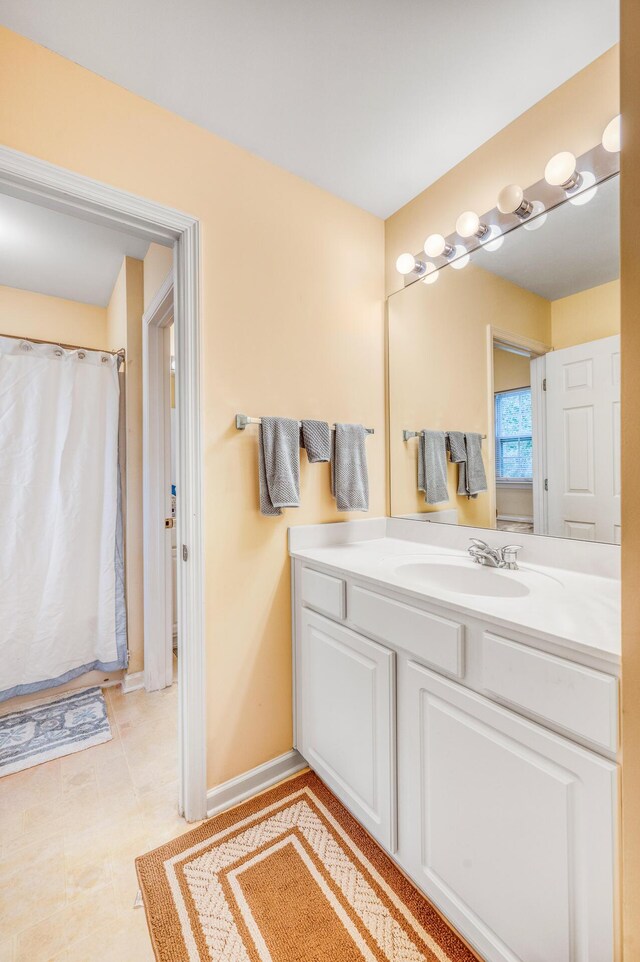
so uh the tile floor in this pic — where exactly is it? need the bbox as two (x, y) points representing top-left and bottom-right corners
(496, 519), (534, 534)
(0, 672), (197, 961)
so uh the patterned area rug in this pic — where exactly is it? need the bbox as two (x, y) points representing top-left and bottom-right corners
(0, 686), (112, 777)
(136, 770), (478, 962)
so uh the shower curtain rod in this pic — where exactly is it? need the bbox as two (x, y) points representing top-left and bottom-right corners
(0, 331), (125, 357)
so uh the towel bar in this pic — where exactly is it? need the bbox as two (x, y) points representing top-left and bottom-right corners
(403, 429), (486, 442)
(236, 414), (374, 434)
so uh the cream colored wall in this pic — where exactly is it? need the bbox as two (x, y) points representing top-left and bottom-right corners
(0, 27), (385, 788)
(107, 257), (145, 674)
(385, 47), (619, 295)
(551, 278), (620, 349)
(143, 242), (173, 312)
(621, 0), (640, 951)
(493, 348), (533, 521)
(0, 283), (108, 348)
(388, 264), (549, 526)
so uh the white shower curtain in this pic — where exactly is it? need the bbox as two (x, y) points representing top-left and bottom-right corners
(0, 336), (127, 701)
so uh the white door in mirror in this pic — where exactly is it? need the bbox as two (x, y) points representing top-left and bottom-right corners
(545, 334), (620, 543)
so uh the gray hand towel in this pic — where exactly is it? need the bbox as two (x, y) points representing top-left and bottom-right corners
(331, 424), (369, 512)
(300, 420), (331, 463)
(447, 431), (469, 498)
(465, 432), (487, 497)
(258, 416), (300, 517)
(418, 430), (449, 505)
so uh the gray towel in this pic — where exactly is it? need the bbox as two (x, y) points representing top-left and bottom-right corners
(465, 432), (487, 497)
(418, 430), (449, 505)
(447, 431), (469, 498)
(258, 417), (300, 516)
(300, 420), (331, 463)
(331, 424), (369, 512)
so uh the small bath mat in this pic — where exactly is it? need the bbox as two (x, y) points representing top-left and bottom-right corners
(0, 686), (112, 777)
(136, 770), (479, 962)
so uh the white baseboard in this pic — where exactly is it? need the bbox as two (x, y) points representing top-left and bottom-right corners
(206, 749), (306, 818)
(121, 671), (145, 694)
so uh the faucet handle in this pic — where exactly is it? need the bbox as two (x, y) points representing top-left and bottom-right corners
(501, 545), (522, 569)
(469, 538), (489, 550)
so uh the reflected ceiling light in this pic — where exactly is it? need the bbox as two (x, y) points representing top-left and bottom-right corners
(497, 184), (533, 219)
(396, 252), (426, 276)
(422, 262), (439, 285)
(569, 171), (598, 206)
(456, 210), (489, 240)
(449, 245), (470, 269)
(424, 233), (454, 258)
(602, 114), (621, 153)
(544, 151), (582, 192)
(523, 200), (547, 231)
(481, 226), (504, 252)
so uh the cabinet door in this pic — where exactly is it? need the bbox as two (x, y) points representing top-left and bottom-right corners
(300, 609), (396, 850)
(403, 661), (617, 962)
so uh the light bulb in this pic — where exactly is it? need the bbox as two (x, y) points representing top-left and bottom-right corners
(449, 245), (470, 270)
(481, 226), (504, 252)
(424, 233), (453, 258)
(523, 200), (547, 232)
(456, 210), (488, 239)
(602, 115), (621, 153)
(544, 151), (581, 191)
(396, 252), (417, 275)
(569, 171), (597, 206)
(497, 184), (533, 219)
(422, 262), (439, 285)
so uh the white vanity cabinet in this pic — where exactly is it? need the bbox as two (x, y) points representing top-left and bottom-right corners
(292, 559), (619, 962)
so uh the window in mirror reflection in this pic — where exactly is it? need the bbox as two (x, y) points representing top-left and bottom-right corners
(495, 388), (533, 482)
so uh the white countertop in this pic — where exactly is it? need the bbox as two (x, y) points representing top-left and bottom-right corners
(291, 536), (621, 666)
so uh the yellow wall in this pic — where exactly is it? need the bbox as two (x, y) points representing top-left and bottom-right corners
(551, 278), (620, 349)
(143, 243), (173, 312)
(0, 283), (108, 348)
(388, 264), (549, 525)
(385, 47), (619, 296)
(621, 0), (639, 951)
(0, 26), (385, 788)
(107, 257), (145, 674)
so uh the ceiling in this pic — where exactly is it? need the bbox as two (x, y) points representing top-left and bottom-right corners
(0, 193), (150, 306)
(0, 0), (619, 218)
(474, 174), (619, 301)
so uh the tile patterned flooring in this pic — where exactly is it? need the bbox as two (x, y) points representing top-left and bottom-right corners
(0, 675), (195, 961)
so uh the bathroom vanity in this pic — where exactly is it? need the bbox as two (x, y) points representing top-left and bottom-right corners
(290, 518), (620, 962)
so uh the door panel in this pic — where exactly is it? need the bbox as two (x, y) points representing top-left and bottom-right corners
(300, 609), (396, 850)
(404, 661), (617, 962)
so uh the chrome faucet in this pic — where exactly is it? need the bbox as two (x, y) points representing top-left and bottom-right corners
(468, 539), (522, 570)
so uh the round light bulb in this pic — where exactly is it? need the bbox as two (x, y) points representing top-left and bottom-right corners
(481, 226), (504, 252)
(569, 171), (597, 207)
(602, 115), (621, 153)
(544, 151), (577, 188)
(449, 245), (470, 270)
(497, 184), (524, 214)
(424, 233), (447, 257)
(396, 252), (416, 275)
(456, 210), (480, 239)
(422, 262), (439, 285)
(523, 200), (547, 232)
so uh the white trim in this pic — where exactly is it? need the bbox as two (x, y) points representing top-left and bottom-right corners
(206, 750), (306, 817)
(0, 146), (206, 822)
(121, 671), (145, 694)
(531, 355), (548, 536)
(143, 273), (175, 693)
(496, 514), (534, 524)
(496, 480), (533, 489)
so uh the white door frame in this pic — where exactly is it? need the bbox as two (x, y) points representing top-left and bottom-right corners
(0, 145), (207, 822)
(143, 272), (175, 692)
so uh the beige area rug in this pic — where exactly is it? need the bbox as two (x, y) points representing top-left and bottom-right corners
(136, 770), (479, 962)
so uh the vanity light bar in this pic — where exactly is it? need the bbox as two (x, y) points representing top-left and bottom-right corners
(236, 414), (375, 434)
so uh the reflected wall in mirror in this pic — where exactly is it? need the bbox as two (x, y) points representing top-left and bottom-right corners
(388, 173), (620, 544)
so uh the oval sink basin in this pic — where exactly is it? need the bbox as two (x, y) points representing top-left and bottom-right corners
(391, 557), (562, 598)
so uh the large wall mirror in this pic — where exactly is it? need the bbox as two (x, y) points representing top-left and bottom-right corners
(388, 170), (620, 544)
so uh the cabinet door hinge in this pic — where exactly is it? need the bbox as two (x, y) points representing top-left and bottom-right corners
(542, 378), (547, 391)
(182, 544), (189, 562)
(544, 478), (548, 491)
